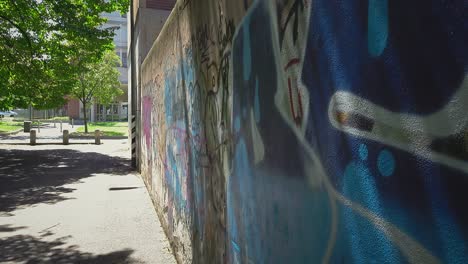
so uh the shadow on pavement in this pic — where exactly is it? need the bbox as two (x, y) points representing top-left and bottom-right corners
(108, 187), (143, 191)
(0, 149), (132, 213)
(0, 224), (27, 233)
(0, 226), (138, 263)
(0, 134), (30, 141)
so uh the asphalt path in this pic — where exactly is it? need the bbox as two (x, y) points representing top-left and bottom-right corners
(0, 131), (176, 264)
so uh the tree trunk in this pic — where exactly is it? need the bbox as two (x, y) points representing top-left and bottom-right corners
(83, 101), (88, 133)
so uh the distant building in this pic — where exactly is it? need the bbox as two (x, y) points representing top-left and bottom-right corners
(67, 11), (129, 122)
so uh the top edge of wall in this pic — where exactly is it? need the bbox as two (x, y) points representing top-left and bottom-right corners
(141, 0), (182, 70)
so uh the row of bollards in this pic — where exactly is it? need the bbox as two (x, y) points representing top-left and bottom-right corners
(29, 129), (101, 146)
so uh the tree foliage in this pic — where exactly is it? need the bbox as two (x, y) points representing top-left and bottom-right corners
(71, 50), (123, 133)
(0, 0), (129, 110)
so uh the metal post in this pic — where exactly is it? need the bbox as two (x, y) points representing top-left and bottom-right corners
(95, 130), (101, 145)
(72, 118), (74, 128)
(130, 0), (138, 169)
(37, 120), (40, 133)
(29, 105), (32, 121)
(60, 121), (62, 132)
(30, 130), (36, 145)
(54, 120), (56, 128)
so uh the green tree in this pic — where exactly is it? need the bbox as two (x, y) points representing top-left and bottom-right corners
(0, 0), (129, 110)
(71, 50), (123, 133)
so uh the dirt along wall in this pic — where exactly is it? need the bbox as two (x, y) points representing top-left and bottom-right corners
(140, 0), (468, 263)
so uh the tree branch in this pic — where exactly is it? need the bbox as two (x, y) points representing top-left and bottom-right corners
(0, 14), (34, 55)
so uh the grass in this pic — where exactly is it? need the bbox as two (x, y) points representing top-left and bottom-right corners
(0, 121), (23, 133)
(13, 117), (69, 122)
(50, 116), (69, 121)
(75, 122), (128, 137)
(12, 120), (42, 125)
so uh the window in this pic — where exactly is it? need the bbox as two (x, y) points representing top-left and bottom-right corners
(121, 52), (127, 67)
(121, 28), (127, 43)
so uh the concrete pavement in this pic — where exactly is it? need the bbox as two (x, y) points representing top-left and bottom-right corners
(0, 121), (78, 144)
(0, 129), (176, 263)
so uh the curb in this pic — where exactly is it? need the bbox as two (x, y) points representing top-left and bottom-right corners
(0, 128), (24, 136)
(69, 135), (128, 140)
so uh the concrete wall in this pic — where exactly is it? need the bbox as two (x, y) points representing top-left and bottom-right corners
(146, 0), (175, 11)
(139, 0), (468, 263)
(130, 2), (175, 169)
(137, 8), (171, 61)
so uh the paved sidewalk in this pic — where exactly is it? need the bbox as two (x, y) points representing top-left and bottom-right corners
(0, 133), (176, 263)
(0, 121), (80, 144)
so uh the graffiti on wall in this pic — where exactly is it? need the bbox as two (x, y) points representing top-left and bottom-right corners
(227, 0), (468, 263)
(141, 2), (241, 260)
(140, 0), (468, 263)
(142, 96), (153, 176)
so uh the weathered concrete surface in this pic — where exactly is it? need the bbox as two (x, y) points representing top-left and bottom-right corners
(138, 0), (468, 263)
(0, 138), (176, 263)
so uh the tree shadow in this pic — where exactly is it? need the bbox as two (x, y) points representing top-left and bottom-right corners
(0, 231), (139, 263)
(0, 149), (132, 213)
(0, 133), (30, 141)
(0, 224), (27, 233)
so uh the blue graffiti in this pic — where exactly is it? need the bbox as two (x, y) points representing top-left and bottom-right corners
(359, 143), (369, 161)
(229, 2), (333, 263)
(242, 15), (252, 81)
(377, 149), (395, 177)
(227, 0), (468, 263)
(163, 52), (197, 217)
(342, 144), (399, 262)
(368, 0), (388, 56)
(254, 77), (260, 123)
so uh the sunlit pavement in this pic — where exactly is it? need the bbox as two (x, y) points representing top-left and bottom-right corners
(0, 137), (176, 263)
(0, 121), (79, 144)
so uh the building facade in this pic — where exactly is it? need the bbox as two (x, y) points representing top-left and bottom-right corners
(67, 11), (129, 122)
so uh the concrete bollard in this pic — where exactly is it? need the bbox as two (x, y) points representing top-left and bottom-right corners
(63, 130), (69, 145)
(30, 130), (36, 145)
(95, 130), (101, 145)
